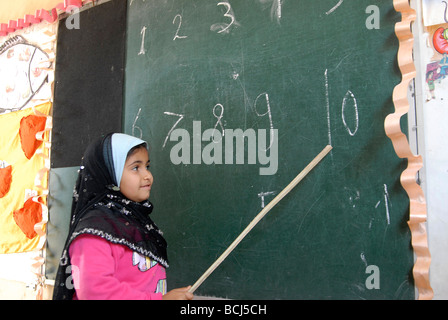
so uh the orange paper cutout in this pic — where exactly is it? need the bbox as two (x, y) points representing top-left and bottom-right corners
(13, 197), (43, 239)
(387, 0), (433, 300)
(19, 114), (47, 159)
(0, 165), (12, 198)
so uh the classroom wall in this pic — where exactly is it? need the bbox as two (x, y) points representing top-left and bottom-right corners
(411, 0), (448, 300)
(0, 0), (446, 300)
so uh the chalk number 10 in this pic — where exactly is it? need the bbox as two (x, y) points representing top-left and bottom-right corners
(325, 69), (359, 146)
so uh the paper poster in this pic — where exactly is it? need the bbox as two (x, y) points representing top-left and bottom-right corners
(423, 22), (448, 101)
(0, 23), (54, 115)
(0, 102), (51, 254)
(422, 0), (448, 26)
(0, 22), (55, 254)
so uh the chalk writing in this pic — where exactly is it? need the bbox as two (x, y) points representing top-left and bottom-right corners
(257, 0), (283, 23)
(135, 1), (299, 41)
(254, 93), (275, 151)
(132, 107), (143, 139)
(138, 26), (147, 55)
(360, 252), (368, 267)
(324, 70), (360, 159)
(258, 191), (276, 208)
(212, 103), (225, 143)
(172, 14), (188, 40)
(341, 90), (359, 136)
(266, 0), (283, 24)
(347, 188), (360, 208)
(326, 0), (343, 15)
(163, 112), (185, 148)
(275, 0), (283, 22)
(211, 2), (238, 34)
(383, 184), (390, 225)
(324, 69), (332, 146)
(375, 200), (381, 209)
(375, 184), (391, 225)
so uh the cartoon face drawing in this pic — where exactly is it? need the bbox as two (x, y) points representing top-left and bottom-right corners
(0, 35), (51, 114)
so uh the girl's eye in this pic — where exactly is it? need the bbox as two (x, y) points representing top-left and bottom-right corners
(146, 165), (151, 171)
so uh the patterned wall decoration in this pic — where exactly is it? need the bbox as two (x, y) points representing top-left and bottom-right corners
(0, 21), (56, 298)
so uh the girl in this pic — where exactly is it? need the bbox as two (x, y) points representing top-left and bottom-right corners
(53, 133), (193, 300)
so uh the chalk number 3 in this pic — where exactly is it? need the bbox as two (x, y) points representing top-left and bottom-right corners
(211, 2), (236, 34)
(172, 2), (237, 41)
(141, 2), (238, 53)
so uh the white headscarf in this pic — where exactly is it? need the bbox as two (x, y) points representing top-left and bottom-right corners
(111, 133), (146, 187)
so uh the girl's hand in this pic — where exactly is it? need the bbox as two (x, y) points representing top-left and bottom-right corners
(162, 286), (194, 300)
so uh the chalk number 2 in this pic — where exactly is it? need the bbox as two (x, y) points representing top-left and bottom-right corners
(140, 2), (237, 52)
(173, 2), (237, 41)
(173, 14), (188, 40)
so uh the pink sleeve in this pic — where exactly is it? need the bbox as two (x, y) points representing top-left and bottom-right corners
(69, 234), (163, 300)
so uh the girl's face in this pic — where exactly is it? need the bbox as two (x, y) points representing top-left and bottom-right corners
(119, 147), (153, 202)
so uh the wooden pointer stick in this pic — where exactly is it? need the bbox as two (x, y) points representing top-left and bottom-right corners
(188, 145), (333, 293)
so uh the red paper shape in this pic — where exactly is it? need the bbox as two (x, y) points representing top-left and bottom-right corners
(19, 114), (47, 159)
(0, 165), (12, 198)
(13, 197), (43, 239)
(433, 27), (448, 54)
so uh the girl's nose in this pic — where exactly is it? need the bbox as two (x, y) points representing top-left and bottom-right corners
(144, 170), (153, 182)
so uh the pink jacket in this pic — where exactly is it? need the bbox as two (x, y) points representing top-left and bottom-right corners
(69, 234), (167, 300)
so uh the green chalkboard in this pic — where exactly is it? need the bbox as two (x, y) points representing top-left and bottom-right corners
(124, 0), (414, 299)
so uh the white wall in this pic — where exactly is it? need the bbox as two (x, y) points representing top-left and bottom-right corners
(412, 0), (448, 300)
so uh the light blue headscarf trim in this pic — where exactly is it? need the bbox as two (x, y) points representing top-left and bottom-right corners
(111, 133), (146, 188)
